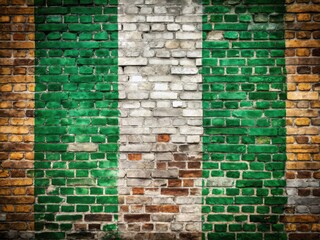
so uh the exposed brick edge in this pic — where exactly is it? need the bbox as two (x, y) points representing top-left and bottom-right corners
(0, 0), (35, 238)
(285, 0), (320, 239)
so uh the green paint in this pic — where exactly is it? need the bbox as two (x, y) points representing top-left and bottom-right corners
(35, 1), (118, 238)
(202, 0), (287, 239)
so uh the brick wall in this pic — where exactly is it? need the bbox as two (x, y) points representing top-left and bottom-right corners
(118, 1), (202, 239)
(284, 1), (320, 239)
(202, 1), (287, 239)
(0, 0), (319, 239)
(0, 0), (35, 239)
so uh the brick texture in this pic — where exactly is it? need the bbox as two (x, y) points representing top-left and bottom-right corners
(0, 0), (319, 239)
(118, 1), (202, 239)
(33, 1), (119, 239)
(285, 0), (320, 239)
(0, 0), (35, 239)
(202, 1), (287, 239)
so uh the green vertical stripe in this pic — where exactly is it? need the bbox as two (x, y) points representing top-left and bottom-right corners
(202, 1), (287, 239)
(34, 1), (118, 239)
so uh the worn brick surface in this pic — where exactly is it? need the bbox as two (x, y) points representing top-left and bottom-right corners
(202, 1), (288, 239)
(0, 0), (35, 238)
(285, 0), (320, 238)
(0, 0), (319, 239)
(118, 1), (202, 239)
(33, 1), (119, 239)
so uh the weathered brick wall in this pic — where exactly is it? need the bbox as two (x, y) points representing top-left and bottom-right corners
(118, 1), (202, 239)
(202, 1), (287, 239)
(284, 1), (320, 239)
(0, 0), (319, 239)
(0, 0), (35, 238)
(34, 1), (119, 239)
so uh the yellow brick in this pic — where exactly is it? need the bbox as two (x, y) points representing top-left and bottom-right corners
(296, 48), (310, 57)
(285, 223), (297, 232)
(25, 152), (33, 160)
(286, 162), (320, 170)
(287, 127), (319, 135)
(0, 84), (12, 92)
(287, 153), (296, 161)
(28, 83), (35, 92)
(287, 109), (318, 117)
(311, 224), (320, 232)
(287, 83), (296, 91)
(287, 144), (319, 153)
(311, 136), (320, 144)
(285, 14), (295, 22)
(287, 136), (295, 144)
(287, 75), (320, 83)
(0, 179), (33, 186)
(2, 205), (14, 212)
(24, 135), (34, 142)
(13, 84), (27, 92)
(13, 187), (27, 195)
(0, 170), (9, 178)
(286, 40), (320, 48)
(298, 83), (312, 91)
(287, 4), (320, 13)
(0, 135), (8, 141)
(8, 135), (23, 142)
(10, 119), (24, 125)
(295, 118), (311, 126)
(297, 13), (311, 21)
(297, 154), (311, 161)
(10, 152), (24, 160)
(16, 205), (32, 213)
(287, 92), (319, 100)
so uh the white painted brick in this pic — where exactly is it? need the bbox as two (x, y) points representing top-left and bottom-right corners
(176, 32), (202, 40)
(182, 24), (196, 31)
(118, 15), (146, 23)
(149, 59), (179, 65)
(151, 23), (166, 31)
(187, 135), (200, 143)
(148, 75), (180, 82)
(152, 127), (177, 134)
(172, 101), (186, 108)
(180, 92), (202, 100)
(138, 23), (150, 32)
(129, 109), (152, 117)
(121, 101), (139, 110)
(120, 144), (152, 152)
(156, 49), (170, 58)
(167, 24), (180, 31)
(127, 92), (149, 99)
(119, 58), (148, 66)
(171, 50), (186, 58)
(157, 101), (171, 108)
(175, 16), (202, 23)
(122, 24), (137, 31)
(150, 92), (178, 100)
(154, 83), (169, 91)
(171, 66), (198, 75)
(154, 108), (182, 117)
(180, 126), (203, 135)
(141, 101), (156, 108)
(171, 135), (186, 143)
(147, 16), (174, 22)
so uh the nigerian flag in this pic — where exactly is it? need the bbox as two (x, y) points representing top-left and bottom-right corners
(34, 0), (286, 239)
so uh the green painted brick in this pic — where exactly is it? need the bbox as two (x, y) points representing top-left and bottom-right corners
(243, 172), (271, 179)
(221, 163), (248, 170)
(207, 214), (234, 222)
(235, 197), (263, 204)
(206, 197), (234, 205)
